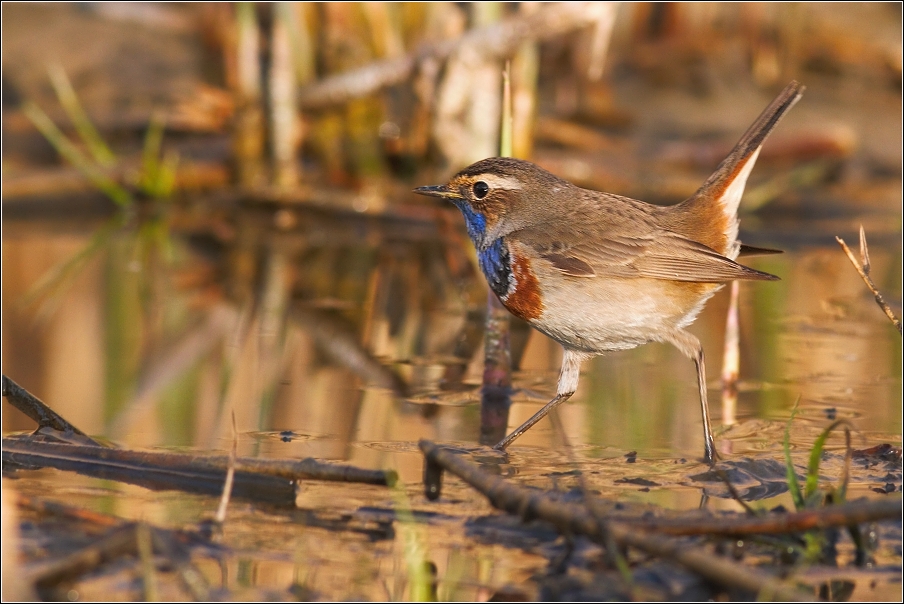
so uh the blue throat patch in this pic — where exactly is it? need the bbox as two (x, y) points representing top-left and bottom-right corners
(453, 200), (487, 243)
(451, 201), (512, 298)
(478, 238), (511, 298)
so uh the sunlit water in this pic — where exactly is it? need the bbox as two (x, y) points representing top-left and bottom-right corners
(3, 202), (901, 600)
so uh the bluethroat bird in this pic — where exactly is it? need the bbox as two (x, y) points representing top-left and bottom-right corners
(415, 81), (803, 462)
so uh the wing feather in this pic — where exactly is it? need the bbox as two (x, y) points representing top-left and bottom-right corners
(523, 227), (778, 283)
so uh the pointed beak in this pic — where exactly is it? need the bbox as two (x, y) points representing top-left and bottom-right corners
(413, 184), (463, 201)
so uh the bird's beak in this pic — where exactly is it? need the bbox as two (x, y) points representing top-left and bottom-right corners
(413, 184), (463, 201)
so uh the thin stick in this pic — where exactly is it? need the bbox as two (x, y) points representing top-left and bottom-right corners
(214, 411), (238, 524)
(619, 498), (900, 537)
(836, 226), (901, 334)
(2, 375), (100, 445)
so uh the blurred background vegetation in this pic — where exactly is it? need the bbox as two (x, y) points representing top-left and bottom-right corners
(3, 3), (900, 198)
(2, 3), (900, 459)
(2, 6), (901, 601)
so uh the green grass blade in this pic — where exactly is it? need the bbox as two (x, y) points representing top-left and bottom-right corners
(140, 111), (165, 192)
(391, 484), (434, 601)
(138, 111), (178, 198)
(783, 398), (805, 510)
(805, 419), (855, 502)
(23, 101), (132, 207)
(48, 64), (117, 167)
(838, 426), (852, 503)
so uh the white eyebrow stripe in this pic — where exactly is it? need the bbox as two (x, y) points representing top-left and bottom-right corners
(479, 174), (523, 191)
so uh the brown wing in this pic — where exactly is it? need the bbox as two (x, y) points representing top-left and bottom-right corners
(626, 234), (779, 282)
(520, 224), (778, 283)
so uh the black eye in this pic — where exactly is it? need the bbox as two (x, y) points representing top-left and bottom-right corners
(473, 181), (489, 199)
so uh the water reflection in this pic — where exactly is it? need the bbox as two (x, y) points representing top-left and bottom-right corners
(2, 202), (901, 484)
(3, 205), (900, 600)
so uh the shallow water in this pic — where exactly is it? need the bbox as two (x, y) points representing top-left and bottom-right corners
(3, 195), (902, 600)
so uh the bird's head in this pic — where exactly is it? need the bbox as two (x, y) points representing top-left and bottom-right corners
(414, 157), (568, 250)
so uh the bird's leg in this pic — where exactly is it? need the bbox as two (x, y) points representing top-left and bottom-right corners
(494, 349), (584, 450)
(665, 330), (718, 463)
(694, 348), (717, 464)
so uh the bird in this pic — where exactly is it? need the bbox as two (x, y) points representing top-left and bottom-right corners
(414, 81), (804, 462)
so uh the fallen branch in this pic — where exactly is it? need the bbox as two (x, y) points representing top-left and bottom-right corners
(3, 373), (396, 494)
(836, 226), (902, 334)
(3, 437), (397, 506)
(620, 498), (900, 536)
(4, 437), (396, 485)
(296, 3), (616, 110)
(420, 440), (824, 601)
(2, 375), (101, 446)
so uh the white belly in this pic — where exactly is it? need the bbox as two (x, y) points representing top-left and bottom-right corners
(529, 276), (720, 354)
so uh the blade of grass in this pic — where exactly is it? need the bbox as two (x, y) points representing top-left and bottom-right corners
(23, 101), (132, 207)
(48, 64), (117, 167)
(804, 419), (855, 503)
(140, 111), (178, 198)
(783, 397), (805, 510)
(135, 523), (158, 601)
(391, 484), (434, 601)
(837, 425), (852, 504)
(20, 215), (124, 315)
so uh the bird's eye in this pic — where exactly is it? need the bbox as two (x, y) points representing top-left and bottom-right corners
(473, 181), (489, 199)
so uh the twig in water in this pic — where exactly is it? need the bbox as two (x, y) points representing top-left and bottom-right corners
(620, 498), (900, 537)
(2, 375), (101, 446)
(215, 411), (239, 524)
(836, 226), (901, 334)
(3, 436), (396, 507)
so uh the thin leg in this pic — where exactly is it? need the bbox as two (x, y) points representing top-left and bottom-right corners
(694, 348), (717, 463)
(665, 330), (717, 463)
(494, 348), (584, 450)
